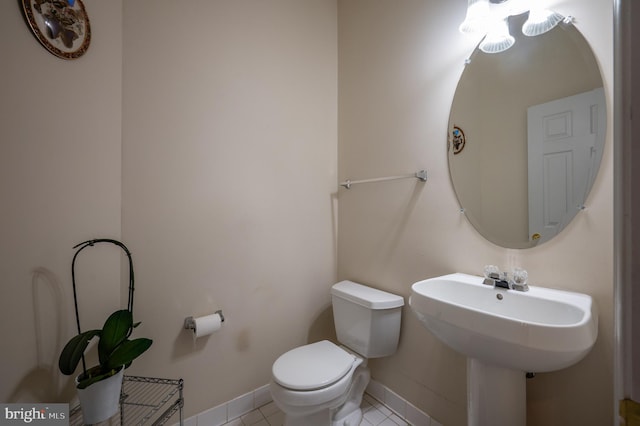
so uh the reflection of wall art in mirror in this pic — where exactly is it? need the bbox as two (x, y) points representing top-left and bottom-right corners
(448, 12), (606, 249)
(22, 0), (91, 60)
(452, 125), (466, 155)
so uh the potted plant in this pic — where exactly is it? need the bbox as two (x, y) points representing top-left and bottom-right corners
(58, 239), (153, 424)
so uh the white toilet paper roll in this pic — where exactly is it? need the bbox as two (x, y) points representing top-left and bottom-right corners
(192, 312), (222, 339)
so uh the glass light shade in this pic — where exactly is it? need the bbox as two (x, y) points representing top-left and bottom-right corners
(479, 17), (515, 53)
(522, 8), (564, 36)
(459, 0), (491, 35)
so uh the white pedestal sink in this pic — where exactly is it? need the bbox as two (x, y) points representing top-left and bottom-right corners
(409, 273), (598, 426)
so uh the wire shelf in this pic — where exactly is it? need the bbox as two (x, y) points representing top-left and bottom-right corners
(70, 376), (183, 426)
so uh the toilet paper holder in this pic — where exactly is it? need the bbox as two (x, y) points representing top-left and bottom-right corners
(184, 310), (225, 331)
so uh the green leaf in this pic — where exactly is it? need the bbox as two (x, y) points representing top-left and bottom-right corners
(98, 310), (132, 364)
(105, 338), (153, 371)
(58, 330), (101, 375)
(76, 366), (122, 390)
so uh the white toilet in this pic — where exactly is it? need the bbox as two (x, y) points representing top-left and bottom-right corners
(269, 280), (404, 426)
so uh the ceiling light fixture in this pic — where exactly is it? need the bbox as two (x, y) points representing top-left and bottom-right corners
(522, 8), (565, 36)
(460, 0), (567, 53)
(459, 0), (492, 36)
(479, 17), (515, 53)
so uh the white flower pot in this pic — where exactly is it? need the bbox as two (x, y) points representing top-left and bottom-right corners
(76, 368), (124, 424)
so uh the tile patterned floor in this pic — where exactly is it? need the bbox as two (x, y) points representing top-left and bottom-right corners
(220, 393), (410, 426)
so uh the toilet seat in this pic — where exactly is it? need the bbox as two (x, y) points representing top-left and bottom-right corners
(272, 340), (356, 391)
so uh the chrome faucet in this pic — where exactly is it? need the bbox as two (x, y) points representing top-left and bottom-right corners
(483, 271), (511, 289)
(482, 266), (530, 292)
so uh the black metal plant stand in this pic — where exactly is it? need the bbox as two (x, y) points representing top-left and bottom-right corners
(70, 239), (136, 377)
(70, 375), (184, 426)
(69, 240), (184, 425)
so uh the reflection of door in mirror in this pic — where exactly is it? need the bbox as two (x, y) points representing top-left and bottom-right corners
(447, 12), (606, 249)
(527, 88), (605, 245)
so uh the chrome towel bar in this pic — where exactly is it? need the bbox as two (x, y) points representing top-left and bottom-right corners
(340, 169), (427, 189)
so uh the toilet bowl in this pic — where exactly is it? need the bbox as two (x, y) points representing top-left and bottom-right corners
(270, 281), (404, 426)
(269, 341), (370, 426)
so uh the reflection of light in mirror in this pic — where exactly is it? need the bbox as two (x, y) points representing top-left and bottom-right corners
(522, 9), (565, 36)
(479, 18), (515, 53)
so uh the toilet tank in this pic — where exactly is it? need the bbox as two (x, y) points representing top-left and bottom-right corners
(331, 280), (404, 358)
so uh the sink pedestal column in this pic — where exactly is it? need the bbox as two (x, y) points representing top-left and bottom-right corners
(467, 358), (526, 426)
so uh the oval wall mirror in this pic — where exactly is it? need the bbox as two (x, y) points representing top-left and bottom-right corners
(448, 12), (606, 249)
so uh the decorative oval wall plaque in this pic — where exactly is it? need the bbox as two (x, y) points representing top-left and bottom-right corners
(451, 125), (466, 155)
(22, 0), (91, 60)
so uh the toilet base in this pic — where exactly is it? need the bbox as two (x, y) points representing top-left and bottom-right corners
(279, 366), (370, 426)
(284, 409), (330, 426)
(331, 366), (369, 425)
(331, 408), (362, 426)
(283, 407), (363, 426)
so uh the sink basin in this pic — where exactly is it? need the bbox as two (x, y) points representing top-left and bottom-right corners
(409, 272), (598, 372)
(410, 273), (598, 426)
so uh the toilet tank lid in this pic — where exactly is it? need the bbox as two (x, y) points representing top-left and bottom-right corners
(331, 280), (404, 309)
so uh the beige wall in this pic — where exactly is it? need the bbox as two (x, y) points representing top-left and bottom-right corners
(0, 0), (338, 417)
(121, 0), (338, 416)
(0, 0), (615, 425)
(338, 0), (613, 425)
(0, 0), (123, 404)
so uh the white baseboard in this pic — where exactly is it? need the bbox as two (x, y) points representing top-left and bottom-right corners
(180, 379), (440, 426)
